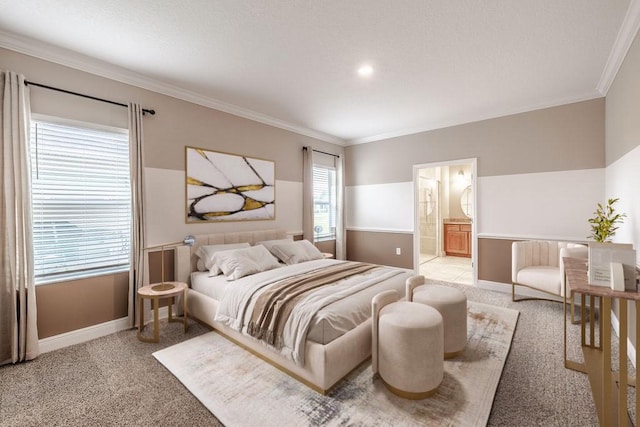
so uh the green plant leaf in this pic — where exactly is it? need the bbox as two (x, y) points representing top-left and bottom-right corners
(587, 198), (626, 242)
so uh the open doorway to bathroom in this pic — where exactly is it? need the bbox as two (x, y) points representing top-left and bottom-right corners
(413, 159), (477, 286)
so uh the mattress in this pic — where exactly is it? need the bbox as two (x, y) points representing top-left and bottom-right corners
(190, 271), (231, 300)
(192, 260), (411, 346)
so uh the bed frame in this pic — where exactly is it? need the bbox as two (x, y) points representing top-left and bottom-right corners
(174, 229), (374, 394)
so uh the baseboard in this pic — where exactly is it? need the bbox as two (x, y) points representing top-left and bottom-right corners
(39, 307), (169, 353)
(610, 309), (637, 369)
(39, 317), (131, 353)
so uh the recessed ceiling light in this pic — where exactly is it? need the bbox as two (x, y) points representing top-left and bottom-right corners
(357, 64), (374, 77)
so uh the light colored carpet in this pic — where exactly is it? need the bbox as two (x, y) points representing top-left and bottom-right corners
(0, 280), (604, 426)
(153, 301), (518, 427)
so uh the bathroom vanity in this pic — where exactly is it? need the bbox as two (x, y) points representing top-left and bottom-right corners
(444, 220), (471, 257)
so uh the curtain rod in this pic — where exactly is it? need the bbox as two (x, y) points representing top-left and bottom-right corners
(24, 80), (156, 115)
(303, 146), (340, 158)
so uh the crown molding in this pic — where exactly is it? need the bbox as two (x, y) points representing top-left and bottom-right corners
(1, 22), (625, 148)
(597, 0), (640, 95)
(0, 30), (345, 145)
(346, 91), (603, 145)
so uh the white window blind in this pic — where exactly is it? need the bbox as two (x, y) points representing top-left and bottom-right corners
(30, 120), (131, 284)
(312, 165), (337, 241)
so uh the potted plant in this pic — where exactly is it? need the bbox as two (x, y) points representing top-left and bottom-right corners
(587, 198), (626, 242)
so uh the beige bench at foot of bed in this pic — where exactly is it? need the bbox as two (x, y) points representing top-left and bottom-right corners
(187, 288), (372, 394)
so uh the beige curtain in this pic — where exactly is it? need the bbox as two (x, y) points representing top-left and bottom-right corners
(302, 146), (315, 241)
(127, 103), (146, 328)
(0, 70), (39, 365)
(335, 154), (346, 260)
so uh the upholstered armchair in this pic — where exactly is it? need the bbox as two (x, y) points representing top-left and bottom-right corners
(512, 240), (588, 303)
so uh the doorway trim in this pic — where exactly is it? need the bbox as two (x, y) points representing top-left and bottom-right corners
(412, 158), (478, 284)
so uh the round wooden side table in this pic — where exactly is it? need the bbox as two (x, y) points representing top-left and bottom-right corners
(137, 281), (188, 343)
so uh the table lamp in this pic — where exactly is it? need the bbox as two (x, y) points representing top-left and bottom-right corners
(145, 235), (196, 291)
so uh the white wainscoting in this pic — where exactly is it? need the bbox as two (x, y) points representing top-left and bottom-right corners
(605, 144), (640, 369)
(145, 167), (302, 246)
(477, 168), (604, 239)
(346, 181), (413, 232)
(606, 144), (640, 254)
(346, 168), (603, 240)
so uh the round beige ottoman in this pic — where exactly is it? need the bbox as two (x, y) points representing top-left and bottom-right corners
(378, 301), (443, 399)
(412, 284), (467, 359)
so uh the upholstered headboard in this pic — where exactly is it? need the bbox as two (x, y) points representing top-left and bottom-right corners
(174, 229), (288, 284)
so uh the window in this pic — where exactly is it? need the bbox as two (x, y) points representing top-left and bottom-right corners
(30, 119), (131, 284)
(312, 165), (337, 241)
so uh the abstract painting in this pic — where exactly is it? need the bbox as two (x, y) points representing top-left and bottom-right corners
(186, 147), (275, 222)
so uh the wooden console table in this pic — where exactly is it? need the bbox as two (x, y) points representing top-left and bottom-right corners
(563, 257), (639, 426)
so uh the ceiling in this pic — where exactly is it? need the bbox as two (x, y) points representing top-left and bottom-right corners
(0, 1), (636, 145)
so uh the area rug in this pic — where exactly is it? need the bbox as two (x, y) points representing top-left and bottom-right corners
(153, 301), (518, 427)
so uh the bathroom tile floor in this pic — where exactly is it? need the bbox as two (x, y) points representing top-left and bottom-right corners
(419, 255), (473, 285)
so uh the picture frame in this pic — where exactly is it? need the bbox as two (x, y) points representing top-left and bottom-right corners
(185, 146), (275, 222)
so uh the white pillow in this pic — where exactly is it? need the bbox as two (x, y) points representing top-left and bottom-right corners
(270, 240), (323, 265)
(195, 242), (251, 274)
(213, 245), (281, 281)
(256, 237), (294, 254)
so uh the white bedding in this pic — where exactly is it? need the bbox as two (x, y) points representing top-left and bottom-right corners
(306, 275), (406, 344)
(190, 272), (231, 300)
(192, 268), (404, 344)
(213, 259), (411, 365)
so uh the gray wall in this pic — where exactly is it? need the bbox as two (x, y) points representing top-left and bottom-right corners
(345, 99), (606, 279)
(605, 27), (640, 351)
(345, 98), (604, 186)
(606, 35), (640, 166)
(1, 47), (342, 338)
(3, 31), (635, 340)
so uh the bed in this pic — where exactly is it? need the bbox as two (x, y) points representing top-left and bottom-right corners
(174, 229), (413, 394)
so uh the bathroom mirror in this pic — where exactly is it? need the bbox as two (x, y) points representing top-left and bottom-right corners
(460, 185), (473, 219)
